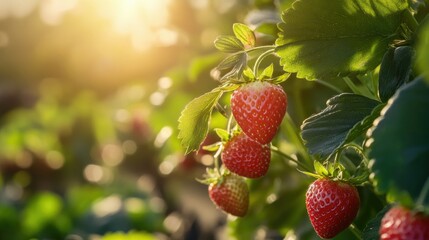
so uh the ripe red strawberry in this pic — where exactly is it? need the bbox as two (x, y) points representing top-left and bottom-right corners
(208, 174), (249, 217)
(305, 178), (360, 239)
(379, 206), (429, 240)
(222, 132), (270, 178)
(231, 81), (287, 144)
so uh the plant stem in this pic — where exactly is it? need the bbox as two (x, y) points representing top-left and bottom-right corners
(213, 145), (223, 174)
(226, 114), (234, 134)
(253, 49), (275, 77)
(315, 79), (343, 93)
(225, 45), (275, 63)
(215, 103), (228, 118)
(271, 146), (313, 172)
(283, 114), (313, 166)
(345, 143), (370, 165)
(416, 177), (429, 208)
(344, 77), (363, 95)
(246, 45), (275, 53)
(349, 224), (363, 240)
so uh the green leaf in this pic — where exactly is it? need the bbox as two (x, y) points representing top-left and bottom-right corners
(301, 93), (380, 156)
(259, 63), (274, 79)
(344, 103), (385, 143)
(242, 67), (256, 80)
(417, 20), (429, 83)
(214, 35), (244, 53)
(219, 53), (248, 82)
(233, 23), (256, 47)
(378, 46), (415, 102)
(214, 128), (229, 142)
(314, 161), (328, 176)
(216, 54), (243, 70)
(202, 142), (221, 152)
(368, 76), (429, 207)
(178, 90), (223, 154)
(362, 206), (391, 240)
(276, 0), (408, 80)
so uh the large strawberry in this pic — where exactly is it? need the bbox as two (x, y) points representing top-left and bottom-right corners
(208, 173), (249, 217)
(222, 132), (270, 178)
(231, 81), (287, 144)
(379, 206), (429, 240)
(305, 178), (360, 239)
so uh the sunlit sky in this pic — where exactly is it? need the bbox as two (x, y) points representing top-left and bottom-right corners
(0, 0), (174, 51)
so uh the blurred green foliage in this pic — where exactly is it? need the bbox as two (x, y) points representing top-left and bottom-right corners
(0, 0), (254, 239)
(2, 0), (427, 239)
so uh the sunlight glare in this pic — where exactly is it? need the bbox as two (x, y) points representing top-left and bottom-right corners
(40, 0), (78, 25)
(106, 0), (172, 51)
(0, 0), (38, 19)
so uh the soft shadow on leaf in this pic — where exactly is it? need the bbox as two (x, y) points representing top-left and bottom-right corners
(275, 0), (408, 80)
(378, 46), (414, 102)
(368, 77), (429, 207)
(301, 93), (380, 156)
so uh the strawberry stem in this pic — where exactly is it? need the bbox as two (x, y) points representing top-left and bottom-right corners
(344, 143), (369, 165)
(416, 176), (429, 211)
(245, 45), (275, 53)
(226, 114), (234, 136)
(344, 77), (364, 95)
(253, 49), (275, 78)
(215, 103), (229, 119)
(349, 223), (362, 240)
(315, 79), (342, 94)
(270, 146), (313, 172)
(213, 144), (224, 174)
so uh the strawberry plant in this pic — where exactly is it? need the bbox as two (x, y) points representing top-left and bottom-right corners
(178, 0), (429, 239)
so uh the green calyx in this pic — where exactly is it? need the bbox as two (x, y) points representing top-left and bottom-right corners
(300, 160), (369, 186)
(197, 167), (235, 186)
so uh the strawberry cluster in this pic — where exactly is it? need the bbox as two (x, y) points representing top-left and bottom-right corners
(206, 81), (287, 217)
(225, 81), (287, 178)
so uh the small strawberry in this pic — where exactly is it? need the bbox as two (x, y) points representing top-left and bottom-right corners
(379, 206), (429, 240)
(208, 173), (249, 217)
(222, 132), (270, 178)
(231, 81), (287, 144)
(305, 178), (360, 239)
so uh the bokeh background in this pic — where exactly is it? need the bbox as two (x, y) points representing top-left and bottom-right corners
(0, 0), (295, 239)
(3, 0), (358, 239)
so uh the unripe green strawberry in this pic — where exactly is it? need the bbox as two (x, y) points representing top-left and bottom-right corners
(305, 178), (360, 239)
(208, 174), (249, 217)
(231, 81), (287, 144)
(380, 206), (429, 240)
(222, 132), (270, 178)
